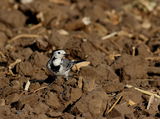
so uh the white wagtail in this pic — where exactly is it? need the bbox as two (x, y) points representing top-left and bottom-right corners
(47, 50), (83, 80)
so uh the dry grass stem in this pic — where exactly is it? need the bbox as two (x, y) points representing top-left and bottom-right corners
(132, 46), (136, 56)
(147, 95), (154, 110)
(29, 23), (43, 30)
(126, 84), (160, 99)
(137, 79), (155, 81)
(58, 29), (69, 35)
(33, 86), (48, 93)
(0, 51), (5, 58)
(139, 34), (149, 41)
(9, 59), (21, 69)
(72, 61), (90, 71)
(8, 59), (21, 75)
(95, 45), (110, 55)
(90, 41), (109, 55)
(9, 34), (40, 43)
(102, 32), (118, 40)
(107, 95), (122, 114)
(109, 53), (121, 60)
(146, 56), (160, 61)
(78, 76), (83, 88)
(128, 99), (136, 106)
(110, 40), (122, 51)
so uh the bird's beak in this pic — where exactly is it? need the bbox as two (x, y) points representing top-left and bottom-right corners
(64, 54), (69, 57)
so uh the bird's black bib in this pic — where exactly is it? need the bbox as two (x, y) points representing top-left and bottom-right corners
(50, 63), (60, 73)
(49, 57), (61, 73)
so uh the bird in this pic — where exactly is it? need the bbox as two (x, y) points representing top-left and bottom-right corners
(47, 50), (82, 80)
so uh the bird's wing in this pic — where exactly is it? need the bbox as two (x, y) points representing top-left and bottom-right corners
(61, 59), (74, 71)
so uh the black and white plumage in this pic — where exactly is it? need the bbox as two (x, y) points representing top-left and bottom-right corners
(47, 50), (81, 80)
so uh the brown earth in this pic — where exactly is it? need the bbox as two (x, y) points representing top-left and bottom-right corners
(0, 0), (160, 119)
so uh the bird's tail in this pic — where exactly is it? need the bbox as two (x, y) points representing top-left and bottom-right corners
(72, 60), (86, 64)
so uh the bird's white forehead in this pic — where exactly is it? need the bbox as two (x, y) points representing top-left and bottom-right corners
(54, 50), (66, 54)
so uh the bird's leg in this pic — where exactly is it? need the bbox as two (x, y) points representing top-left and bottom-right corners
(64, 73), (69, 80)
(64, 76), (68, 80)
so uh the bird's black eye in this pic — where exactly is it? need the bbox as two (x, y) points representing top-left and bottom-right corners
(57, 52), (60, 54)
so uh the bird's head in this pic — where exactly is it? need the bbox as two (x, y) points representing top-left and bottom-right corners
(53, 50), (67, 59)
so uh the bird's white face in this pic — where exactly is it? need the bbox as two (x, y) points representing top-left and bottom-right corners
(53, 50), (66, 59)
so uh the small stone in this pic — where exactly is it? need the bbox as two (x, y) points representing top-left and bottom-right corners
(83, 78), (96, 92)
(76, 116), (85, 119)
(11, 80), (21, 89)
(71, 88), (82, 102)
(0, 10), (26, 27)
(5, 93), (20, 104)
(36, 114), (51, 119)
(0, 32), (7, 48)
(29, 51), (49, 67)
(16, 61), (34, 76)
(33, 102), (48, 114)
(107, 108), (122, 118)
(20, 94), (39, 107)
(114, 103), (135, 118)
(80, 67), (97, 92)
(63, 113), (75, 119)
(71, 89), (109, 118)
(10, 48), (33, 61)
(46, 92), (61, 109)
(47, 110), (62, 117)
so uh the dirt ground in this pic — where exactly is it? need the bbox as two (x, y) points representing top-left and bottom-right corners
(0, 0), (160, 119)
